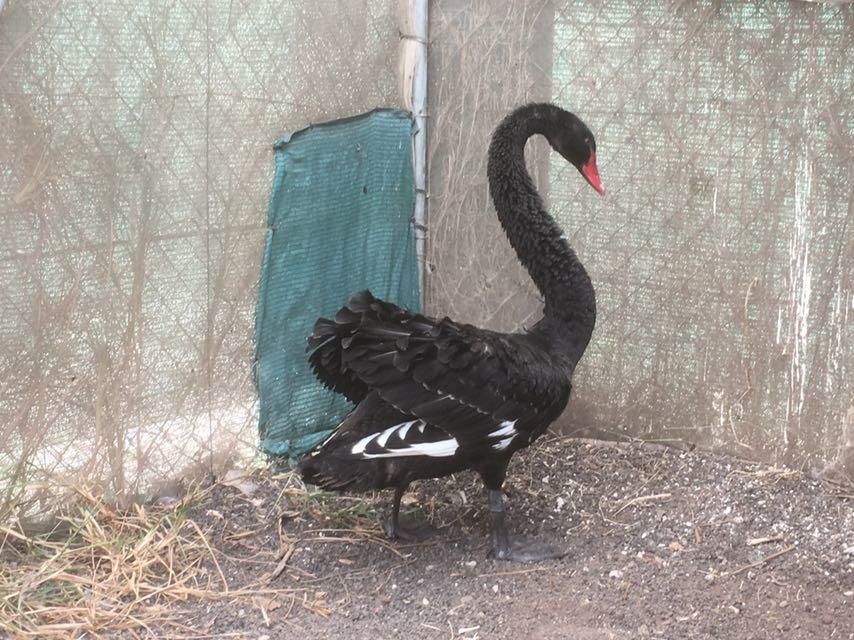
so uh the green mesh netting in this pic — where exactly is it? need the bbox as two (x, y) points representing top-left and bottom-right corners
(255, 109), (421, 459)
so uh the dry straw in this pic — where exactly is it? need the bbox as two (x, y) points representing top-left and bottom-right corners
(0, 483), (323, 638)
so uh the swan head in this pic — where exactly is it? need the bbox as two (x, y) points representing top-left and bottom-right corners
(546, 110), (605, 196)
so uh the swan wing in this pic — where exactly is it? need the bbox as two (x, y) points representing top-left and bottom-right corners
(308, 290), (570, 454)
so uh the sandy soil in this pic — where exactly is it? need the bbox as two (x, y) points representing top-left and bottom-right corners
(144, 437), (852, 639)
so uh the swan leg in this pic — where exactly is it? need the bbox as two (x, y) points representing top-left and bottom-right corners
(487, 489), (566, 563)
(384, 483), (435, 542)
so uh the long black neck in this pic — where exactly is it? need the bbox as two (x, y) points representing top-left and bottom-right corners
(487, 103), (596, 367)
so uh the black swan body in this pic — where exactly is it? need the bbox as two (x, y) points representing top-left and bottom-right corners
(299, 103), (604, 562)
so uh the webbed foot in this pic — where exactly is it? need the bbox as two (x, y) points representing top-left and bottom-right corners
(384, 515), (437, 542)
(486, 488), (566, 563)
(491, 537), (566, 563)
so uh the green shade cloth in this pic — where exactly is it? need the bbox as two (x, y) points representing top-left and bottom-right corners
(255, 109), (421, 458)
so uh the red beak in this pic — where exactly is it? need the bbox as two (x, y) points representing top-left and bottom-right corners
(580, 153), (605, 195)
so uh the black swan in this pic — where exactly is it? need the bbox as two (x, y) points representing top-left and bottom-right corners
(299, 103), (604, 562)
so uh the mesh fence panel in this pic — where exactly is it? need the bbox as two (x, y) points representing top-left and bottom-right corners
(427, 0), (555, 334)
(428, 0), (853, 470)
(256, 109), (421, 459)
(2, 0), (852, 520)
(0, 0), (401, 516)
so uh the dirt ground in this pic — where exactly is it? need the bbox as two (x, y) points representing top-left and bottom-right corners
(118, 435), (851, 640)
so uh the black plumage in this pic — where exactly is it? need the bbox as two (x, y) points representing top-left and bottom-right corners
(299, 103), (604, 561)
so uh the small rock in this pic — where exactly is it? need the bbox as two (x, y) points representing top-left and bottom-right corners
(221, 469), (259, 497)
(609, 569), (624, 579)
(465, 560), (477, 568)
(422, 597), (429, 606)
(844, 591), (853, 597)
(492, 584), (499, 593)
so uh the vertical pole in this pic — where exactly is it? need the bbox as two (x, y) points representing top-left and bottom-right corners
(399, 0), (428, 309)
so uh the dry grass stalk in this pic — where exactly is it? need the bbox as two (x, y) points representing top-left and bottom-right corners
(612, 493), (673, 516)
(0, 485), (320, 638)
(721, 544), (797, 577)
(746, 534), (785, 546)
(729, 467), (801, 483)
